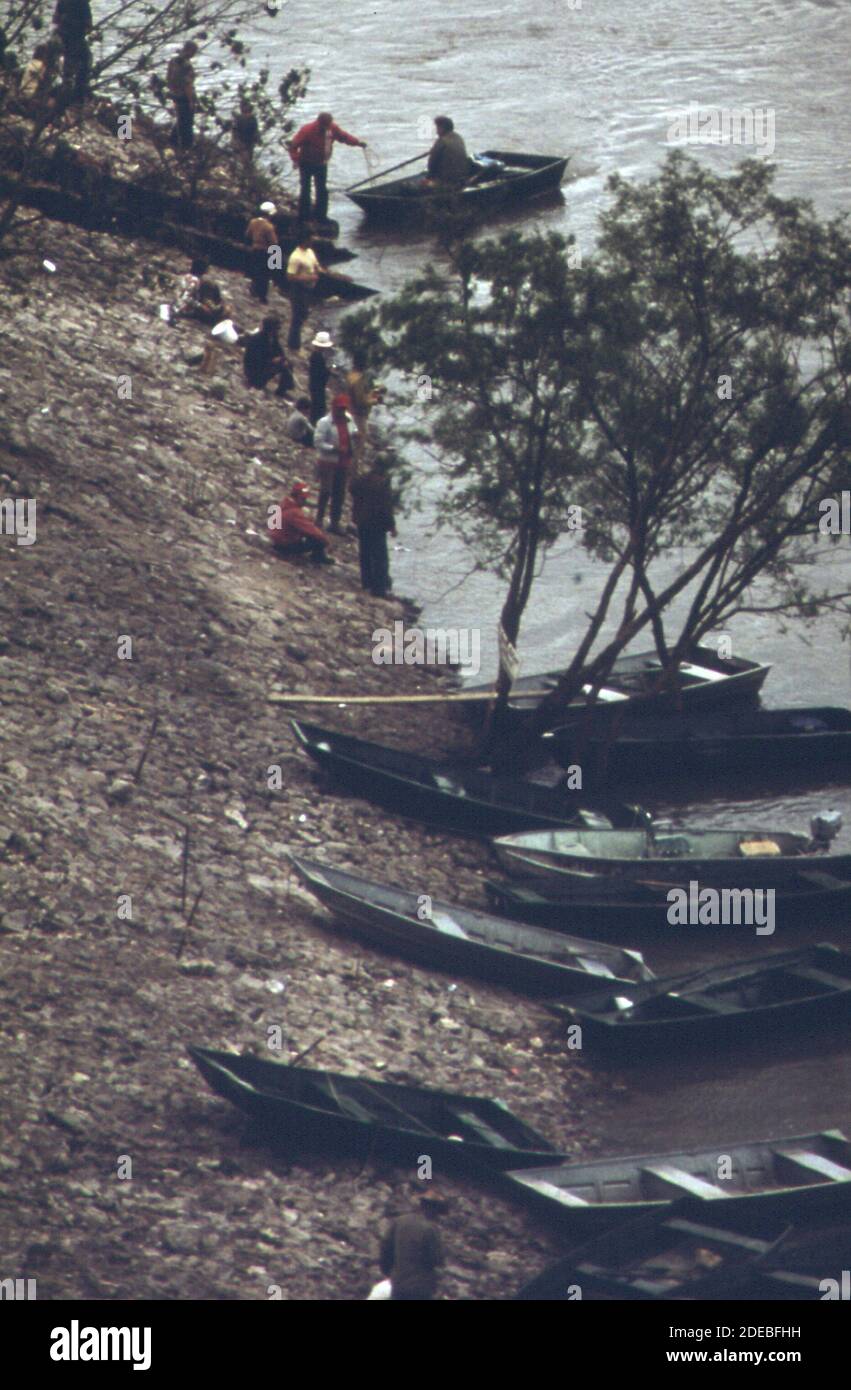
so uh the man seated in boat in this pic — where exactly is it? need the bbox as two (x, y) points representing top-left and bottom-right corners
(424, 116), (470, 188)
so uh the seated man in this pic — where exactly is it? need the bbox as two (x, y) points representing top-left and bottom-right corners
(268, 480), (333, 564)
(287, 397), (315, 447)
(425, 116), (469, 186)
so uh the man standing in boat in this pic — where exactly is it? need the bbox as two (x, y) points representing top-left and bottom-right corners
(425, 116), (470, 186)
(288, 112), (367, 226)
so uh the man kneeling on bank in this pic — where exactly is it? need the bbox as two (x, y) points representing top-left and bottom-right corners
(268, 480), (334, 565)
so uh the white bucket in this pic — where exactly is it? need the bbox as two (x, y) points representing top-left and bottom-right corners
(212, 319), (239, 344)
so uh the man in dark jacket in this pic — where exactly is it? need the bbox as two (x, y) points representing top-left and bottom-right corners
(308, 331), (334, 424)
(378, 1207), (444, 1301)
(350, 455), (396, 596)
(426, 116), (469, 186)
(243, 316), (294, 396)
(53, 0), (92, 107)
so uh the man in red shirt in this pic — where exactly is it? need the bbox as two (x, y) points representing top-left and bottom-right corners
(268, 481), (333, 564)
(289, 111), (366, 226)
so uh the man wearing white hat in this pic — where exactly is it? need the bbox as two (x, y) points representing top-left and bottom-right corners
(308, 330), (334, 425)
(245, 202), (279, 304)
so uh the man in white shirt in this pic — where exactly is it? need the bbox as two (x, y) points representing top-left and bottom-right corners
(286, 231), (324, 351)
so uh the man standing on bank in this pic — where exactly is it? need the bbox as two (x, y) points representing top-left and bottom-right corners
(167, 41), (198, 150)
(288, 112), (366, 226)
(286, 230), (325, 351)
(425, 115), (469, 186)
(245, 201), (278, 304)
(53, 0), (93, 108)
(314, 394), (357, 534)
(350, 455), (396, 598)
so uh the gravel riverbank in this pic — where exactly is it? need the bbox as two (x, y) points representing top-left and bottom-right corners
(0, 204), (628, 1301)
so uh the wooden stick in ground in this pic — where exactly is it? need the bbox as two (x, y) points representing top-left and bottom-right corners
(132, 711), (160, 783)
(288, 1036), (326, 1068)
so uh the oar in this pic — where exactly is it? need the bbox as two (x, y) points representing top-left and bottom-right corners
(268, 689), (556, 706)
(345, 150), (429, 192)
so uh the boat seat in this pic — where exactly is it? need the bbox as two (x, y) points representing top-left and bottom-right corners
(773, 1149), (851, 1183)
(640, 1163), (727, 1199)
(450, 1109), (513, 1149)
(517, 1177), (590, 1206)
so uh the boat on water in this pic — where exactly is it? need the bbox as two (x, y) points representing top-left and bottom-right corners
(491, 819), (847, 889)
(290, 719), (650, 837)
(514, 1193), (851, 1301)
(546, 705), (851, 782)
(288, 856), (654, 996)
(503, 1128), (851, 1235)
(187, 1047), (562, 1173)
(553, 944), (851, 1060)
(463, 644), (770, 730)
(485, 866), (851, 937)
(346, 151), (569, 223)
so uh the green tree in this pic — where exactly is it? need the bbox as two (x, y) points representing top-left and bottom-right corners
(0, 1), (307, 246)
(342, 153), (851, 746)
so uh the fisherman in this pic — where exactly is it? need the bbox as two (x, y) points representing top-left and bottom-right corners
(288, 112), (367, 226)
(166, 40), (198, 150)
(314, 394), (357, 533)
(243, 315), (294, 397)
(372, 1197), (444, 1301)
(52, 0), (93, 108)
(286, 229), (325, 352)
(232, 96), (259, 164)
(308, 331), (334, 425)
(425, 116), (469, 186)
(286, 397), (315, 448)
(269, 480), (333, 564)
(245, 201), (279, 304)
(350, 454), (396, 597)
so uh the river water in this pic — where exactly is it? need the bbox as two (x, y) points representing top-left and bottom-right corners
(240, 5), (851, 1153)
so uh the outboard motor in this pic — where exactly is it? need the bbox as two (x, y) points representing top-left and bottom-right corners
(810, 810), (843, 850)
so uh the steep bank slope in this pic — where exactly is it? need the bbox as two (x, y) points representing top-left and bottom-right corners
(0, 213), (619, 1300)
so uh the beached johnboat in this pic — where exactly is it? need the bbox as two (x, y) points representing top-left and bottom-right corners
(289, 855), (654, 995)
(491, 820), (848, 889)
(462, 643), (770, 731)
(514, 1192), (851, 1300)
(290, 720), (650, 836)
(485, 866), (851, 937)
(188, 1047), (563, 1172)
(503, 1128), (851, 1235)
(546, 705), (851, 782)
(553, 943), (851, 1060)
(346, 151), (569, 223)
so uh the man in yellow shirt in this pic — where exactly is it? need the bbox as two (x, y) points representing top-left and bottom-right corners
(286, 231), (325, 351)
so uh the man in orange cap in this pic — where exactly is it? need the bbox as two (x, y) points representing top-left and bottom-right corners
(268, 480), (333, 564)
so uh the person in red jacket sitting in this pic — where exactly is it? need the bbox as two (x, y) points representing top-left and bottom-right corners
(268, 480), (334, 564)
(288, 111), (366, 225)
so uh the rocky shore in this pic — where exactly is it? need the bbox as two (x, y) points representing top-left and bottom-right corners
(0, 189), (625, 1300)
